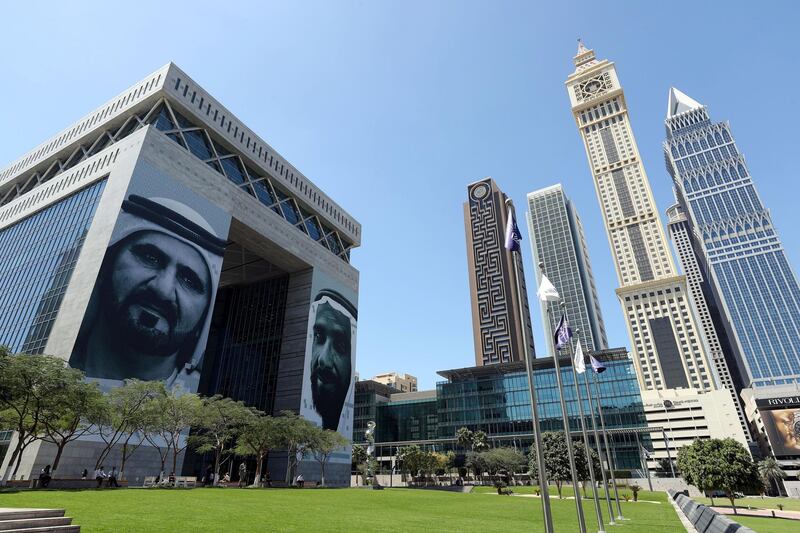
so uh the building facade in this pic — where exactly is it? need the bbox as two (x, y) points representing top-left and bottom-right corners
(663, 88), (800, 388)
(0, 64), (361, 486)
(640, 387), (749, 473)
(356, 349), (653, 474)
(666, 203), (752, 440)
(371, 372), (418, 392)
(464, 178), (535, 365)
(526, 183), (608, 353)
(565, 42), (716, 393)
(740, 385), (800, 497)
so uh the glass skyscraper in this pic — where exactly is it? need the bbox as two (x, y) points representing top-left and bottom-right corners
(527, 184), (608, 353)
(664, 88), (800, 387)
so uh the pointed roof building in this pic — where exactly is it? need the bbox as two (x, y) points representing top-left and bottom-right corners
(667, 87), (703, 118)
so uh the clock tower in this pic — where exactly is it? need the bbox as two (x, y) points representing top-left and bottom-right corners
(565, 41), (717, 393)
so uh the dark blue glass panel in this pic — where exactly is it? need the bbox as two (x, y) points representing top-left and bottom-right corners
(152, 105), (175, 132)
(0, 180), (107, 353)
(252, 180), (275, 206)
(220, 157), (246, 186)
(183, 129), (213, 160)
(279, 200), (299, 224)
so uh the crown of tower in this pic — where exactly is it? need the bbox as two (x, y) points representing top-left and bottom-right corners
(667, 87), (703, 118)
(573, 39), (599, 72)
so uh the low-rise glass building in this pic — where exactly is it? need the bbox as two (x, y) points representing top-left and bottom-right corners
(355, 348), (653, 473)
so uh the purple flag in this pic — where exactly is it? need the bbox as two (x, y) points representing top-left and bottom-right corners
(553, 314), (572, 351)
(590, 354), (606, 374)
(504, 207), (522, 252)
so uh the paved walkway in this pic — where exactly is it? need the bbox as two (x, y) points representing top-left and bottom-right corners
(711, 506), (800, 521)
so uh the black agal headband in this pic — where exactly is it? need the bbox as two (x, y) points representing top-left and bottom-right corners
(121, 194), (226, 256)
(315, 288), (357, 320)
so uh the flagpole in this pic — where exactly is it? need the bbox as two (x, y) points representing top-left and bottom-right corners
(570, 334), (605, 533)
(506, 200), (553, 533)
(592, 371), (625, 520)
(581, 356), (615, 526)
(540, 259), (586, 533)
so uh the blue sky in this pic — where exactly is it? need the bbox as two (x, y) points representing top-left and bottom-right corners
(2, 1), (798, 389)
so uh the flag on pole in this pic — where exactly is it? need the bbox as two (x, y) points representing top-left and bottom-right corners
(504, 207), (522, 252)
(537, 274), (560, 302)
(573, 341), (586, 374)
(554, 314), (572, 351)
(589, 354), (606, 374)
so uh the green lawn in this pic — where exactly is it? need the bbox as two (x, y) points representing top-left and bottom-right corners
(694, 495), (800, 512)
(733, 515), (799, 533)
(0, 487), (685, 532)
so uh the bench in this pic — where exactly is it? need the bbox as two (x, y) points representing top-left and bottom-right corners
(143, 476), (196, 488)
(9, 478), (129, 489)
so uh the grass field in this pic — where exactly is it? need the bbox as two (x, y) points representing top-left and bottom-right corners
(0, 486), (685, 532)
(733, 515), (798, 533)
(694, 495), (800, 512)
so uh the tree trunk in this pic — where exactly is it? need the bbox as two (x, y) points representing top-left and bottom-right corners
(12, 446), (25, 478)
(214, 446), (222, 485)
(728, 492), (737, 514)
(321, 459), (326, 487)
(172, 448), (179, 475)
(253, 454), (263, 487)
(120, 441), (129, 481)
(556, 481), (563, 499)
(52, 439), (67, 472)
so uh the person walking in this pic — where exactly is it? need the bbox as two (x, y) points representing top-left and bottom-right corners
(238, 462), (248, 488)
(108, 466), (120, 488)
(296, 473), (304, 488)
(81, 469), (88, 480)
(94, 466), (107, 488)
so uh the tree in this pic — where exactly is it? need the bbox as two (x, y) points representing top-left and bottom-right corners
(190, 395), (255, 485)
(677, 438), (761, 512)
(481, 447), (527, 477)
(40, 378), (106, 472)
(93, 380), (165, 479)
(0, 351), (87, 482)
(465, 450), (488, 483)
(456, 427), (474, 450)
(270, 411), (317, 484)
(528, 432), (574, 498)
(235, 415), (279, 486)
(472, 431), (490, 452)
(398, 445), (432, 483)
(757, 457), (786, 497)
(308, 426), (349, 487)
(572, 441), (601, 485)
(143, 388), (201, 475)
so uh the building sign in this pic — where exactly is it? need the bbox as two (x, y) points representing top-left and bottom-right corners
(69, 161), (231, 394)
(756, 396), (800, 457)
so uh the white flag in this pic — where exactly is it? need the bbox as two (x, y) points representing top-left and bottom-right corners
(573, 341), (586, 374)
(537, 274), (560, 302)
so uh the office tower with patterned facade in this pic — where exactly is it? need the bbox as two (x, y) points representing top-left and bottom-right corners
(565, 42), (716, 392)
(664, 88), (800, 388)
(526, 183), (608, 354)
(667, 203), (752, 439)
(464, 178), (535, 365)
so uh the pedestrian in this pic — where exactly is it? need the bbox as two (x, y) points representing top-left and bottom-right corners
(81, 469), (88, 480)
(238, 462), (248, 488)
(204, 465), (213, 486)
(296, 473), (304, 488)
(264, 471), (272, 488)
(108, 466), (120, 488)
(94, 466), (107, 488)
(38, 465), (52, 489)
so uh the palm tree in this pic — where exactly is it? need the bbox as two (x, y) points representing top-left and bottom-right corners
(456, 427), (474, 451)
(757, 457), (786, 497)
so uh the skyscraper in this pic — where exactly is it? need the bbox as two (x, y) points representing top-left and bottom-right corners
(565, 42), (716, 392)
(667, 203), (751, 439)
(464, 177), (535, 365)
(526, 183), (608, 353)
(664, 87), (800, 387)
